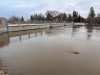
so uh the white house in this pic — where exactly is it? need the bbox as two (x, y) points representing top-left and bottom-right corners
(0, 17), (8, 34)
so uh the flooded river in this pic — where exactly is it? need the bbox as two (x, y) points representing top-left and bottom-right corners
(0, 26), (100, 75)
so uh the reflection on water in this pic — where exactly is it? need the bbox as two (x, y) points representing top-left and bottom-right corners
(0, 29), (45, 47)
(0, 26), (100, 75)
(86, 26), (93, 40)
(0, 34), (9, 48)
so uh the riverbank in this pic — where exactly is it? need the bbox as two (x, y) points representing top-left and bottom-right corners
(8, 23), (69, 32)
(0, 60), (9, 75)
(0, 23), (85, 33)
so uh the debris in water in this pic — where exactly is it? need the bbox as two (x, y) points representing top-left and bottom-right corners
(73, 51), (80, 54)
(63, 50), (80, 55)
(50, 26), (53, 28)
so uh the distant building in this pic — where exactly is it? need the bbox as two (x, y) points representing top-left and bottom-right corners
(0, 17), (8, 34)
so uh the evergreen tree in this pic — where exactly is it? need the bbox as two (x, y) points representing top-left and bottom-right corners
(87, 7), (95, 24)
(68, 14), (72, 21)
(88, 7), (95, 18)
(73, 11), (78, 18)
(30, 15), (34, 21)
(73, 11), (79, 22)
(21, 16), (24, 22)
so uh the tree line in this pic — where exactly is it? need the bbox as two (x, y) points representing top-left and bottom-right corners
(8, 10), (84, 24)
(86, 7), (100, 26)
(7, 7), (100, 26)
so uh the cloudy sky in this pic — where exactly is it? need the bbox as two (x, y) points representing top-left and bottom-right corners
(0, 0), (100, 19)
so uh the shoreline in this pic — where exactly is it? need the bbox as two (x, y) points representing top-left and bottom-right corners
(0, 60), (9, 75)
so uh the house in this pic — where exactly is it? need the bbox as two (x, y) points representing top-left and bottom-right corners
(0, 17), (8, 34)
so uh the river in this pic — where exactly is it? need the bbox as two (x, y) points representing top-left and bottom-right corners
(0, 26), (100, 75)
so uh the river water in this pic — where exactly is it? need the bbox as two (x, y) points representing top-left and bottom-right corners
(0, 26), (100, 75)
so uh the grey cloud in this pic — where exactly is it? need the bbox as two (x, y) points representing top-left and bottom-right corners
(0, 0), (100, 18)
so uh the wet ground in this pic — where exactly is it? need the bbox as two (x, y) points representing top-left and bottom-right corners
(0, 26), (100, 75)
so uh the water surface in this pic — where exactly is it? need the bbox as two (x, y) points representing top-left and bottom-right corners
(0, 26), (100, 75)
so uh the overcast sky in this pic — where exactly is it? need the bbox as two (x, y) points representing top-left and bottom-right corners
(0, 0), (100, 19)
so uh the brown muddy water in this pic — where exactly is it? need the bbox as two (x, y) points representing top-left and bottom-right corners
(0, 26), (100, 75)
